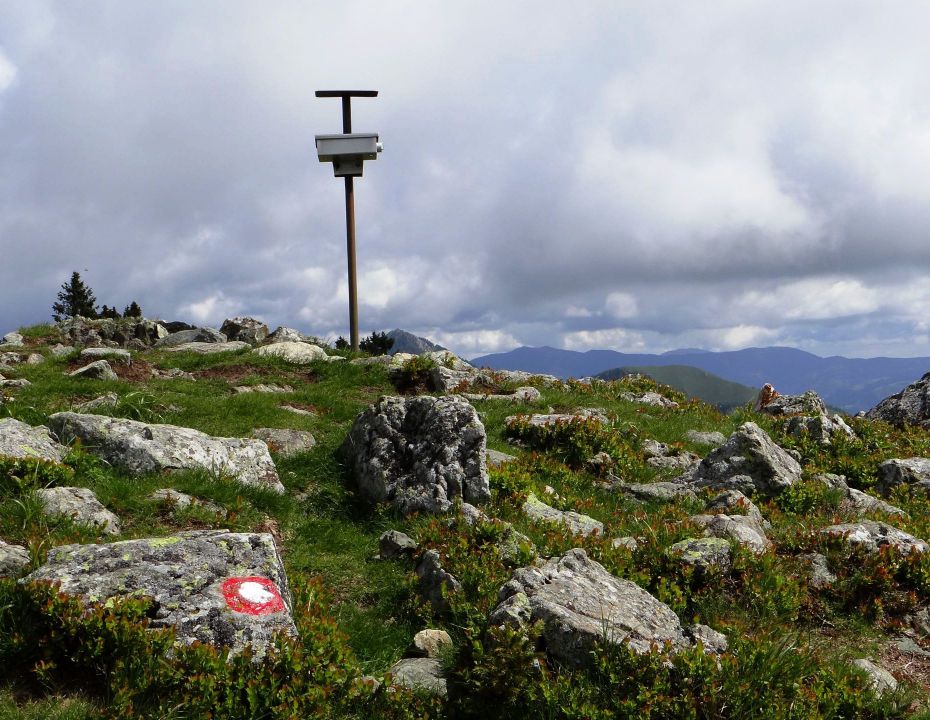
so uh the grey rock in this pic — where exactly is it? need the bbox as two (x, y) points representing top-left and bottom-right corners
(379, 530), (418, 560)
(487, 448), (516, 468)
(0, 351), (22, 365)
(619, 391), (679, 408)
(22, 530), (295, 658)
(25, 353), (43, 365)
(877, 458), (930, 497)
(611, 536), (639, 551)
(151, 367), (196, 380)
(492, 369), (561, 386)
(685, 430), (727, 447)
(759, 390), (826, 416)
(512, 386), (542, 403)
(799, 553), (836, 589)
(821, 521), (928, 555)
(220, 317), (269, 345)
(691, 422), (802, 497)
(668, 537), (732, 576)
(584, 451), (614, 475)
(866, 372), (930, 427)
(280, 404), (316, 416)
(893, 636), (930, 659)
(489, 549), (691, 666)
(69, 360), (118, 381)
(705, 489), (770, 528)
(647, 453), (700, 472)
(0, 540), (30, 577)
(690, 514), (770, 554)
(352, 352), (416, 369)
(251, 428), (316, 457)
(688, 623), (728, 653)
(416, 550), (461, 613)
(150, 489), (227, 517)
(48, 412), (285, 493)
(784, 413), (855, 446)
(59, 317), (168, 348)
(266, 326), (314, 344)
(409, 628), (452, 658)
(155, 327), (227, 347)
(852, 659), (897, 697)
(161, 341), (249, 354)
(505, 408), (610, 429)
(523, 493), (603, 536)
(253, 341), (333, 364)
(79, 347), (132, 365)
(613, 479), (698, 503)
(815, 474), (906, 517)
(232, 384), (294, 394)
(388, 658), (447, 698)
(642, 439), (670, 458)
(37, 487), (120, 535)
(0, 332), (24, 347)
(423, 350), (472, 372)
(429, 365), (481, 393)
(0, 418), (67, 461)
(340, 395), (490, 515)
(50, 344), (75, 357)
(0, 378), (31, 389)
(74, 392), (120, 412)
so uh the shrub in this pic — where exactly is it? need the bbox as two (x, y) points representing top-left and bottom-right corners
(0, 455), (74, 493)
(360, 331), (394, 356)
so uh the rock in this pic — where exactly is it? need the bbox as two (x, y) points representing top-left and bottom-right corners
(685, 430), (727, 447)
(69, 360), (118, 381)
(0, 418), (67, 461)
(852, 659), (897, 697)
(266, 326), (314, 344)
(0, 540), (30, 577)
(691, 422), (802, 497)
(352, 353), (416, 369)
(0, 378), (30, 389)
(688, 624), (728, 654)
(429, 365), (482, 393)
(74, 392), (120, 412)
(619, 391), (679, 409)
(409, 628), (452, 658)
(784, 414), (855, 446)
(642, 439), (670, 458)
(647, 453), (700, 472)
(877, 458), (930, 497)
(155, 327), (227, 347)
(37, 487), (120, 535)
(512, 386), (542, 403)
(0, 332), (24, 347)
(820, 521), (928, 555)
(492, 369), (561, 386)
(815, 474), (905, 517)
(423, 350), (472, 372)
(161, 341), (249, 354)
(0, 351), (22, 365)
(487, 448), (516, 468)
(505, 408), (610, 429)
(705, 489), (770, 528)
(668, 537), (732, 576)
(489, 549), (691, 667)
(866, 372), (930, 427)
(22, 530), (295, 658)
(759, 390), (826, 416)
(48, 412), (285, 493)
(252, 341), (332, 364)
(50, 343), (75, 357)
(388, 658), (447, 698)
(151, 367), (196, 380)
(159, 321), (195, 333)
(523, 493), (603, 536)
(79, 347), (132, 365)
(416, 550), (462, 613)
(611, 536), (639, 551)
(232, 384), (294, 394)
(250, 428), (316, 457)
(584, 451), (614, 475)
(25, 353), (43, 365)
(689, 514), (770, 554)
(379, 530), (418, 560)
(799, 552), (836, 589)
(150, 489), (227, 517)
(220, 317), (269, 345)
(279, 404), (316, 416)
(340, 395), (490, 515)
(612, 480), (698, 504)
(59, 317), (168, 348)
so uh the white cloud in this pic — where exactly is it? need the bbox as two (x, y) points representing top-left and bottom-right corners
(604, 292), (638, 319)
(434, 329), (519, 357)
(562, 328), (646, 352)
(0, 48), (17, 92)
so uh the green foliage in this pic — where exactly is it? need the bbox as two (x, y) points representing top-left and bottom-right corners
(122, 302), (142, 318)
(0, 456), (74, 494)
(487, 460), (534, 500)
(359, 331), (395, 356)
(51, 272), (98, 322)
(334, 336), (349, 350)
(775, 479), (842, 516)
(97, 305), (121, 320)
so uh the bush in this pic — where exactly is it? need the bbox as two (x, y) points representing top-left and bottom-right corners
(360, 331), (395, 356)
(0, 455), (74, 493)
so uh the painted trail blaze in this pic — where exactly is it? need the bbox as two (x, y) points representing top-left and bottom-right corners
(222, 576), (286, 615)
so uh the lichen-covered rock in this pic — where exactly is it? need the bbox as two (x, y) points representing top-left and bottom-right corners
(866, 372), (930, 427)
(799, 552), (836, 589)
(705, 489), (770, 528)
(877, 458), (930, 497)
(852, 659), (898, 697)
(784, 414), (855, 446)
(613, 480), (698, 504)
(0, 378), (31, 389)
(59, 317), (168, 348)
(489, 549), (690, 666)
(821, 521), (928, 555)
(0, 418), (67, 461)
(253, 341), (332, 364)
(759, 390), (826, 416)
(688, 624), (728, 654)
(79, 347), (132, 365)
(340, 395), (489, 515)
(388, 658), (447, 698)
(50, 344), (75, 357)
(74, 392), (120, 412)
(150, 489), (227, 517)
(815, 474), (905, 517)
(686, 430), (727, 447)
(689, 514), (770, 554)
(22, 530), (295, 658)
(487, 448), (516, 468)
(691, 422), (802, 497)
(69, 360), (118, 381)
(429, 365), (482, 393)
(220, 317), (269, 345)
(0, 332), (24, 347)
(619, 391), (679, 408)
(409, 628), (452, 658)
(266, 326), (316, 344)
(416, 550), (461, 612)
(0, 540), (30, 577)
(233, 384), (294, 395)
(505, 408), (610, 429)
(48, 412), (284, 493)
(523, 493), (603, 536)
(155, 327), (227, 347)
(250, 428), (315, 457)
(647, 453), (700, 472)
(162, 341), (249, 354)
(37, 487), (120, 535)
(379, 530), (418, 559)
(668, 537), (732, 575)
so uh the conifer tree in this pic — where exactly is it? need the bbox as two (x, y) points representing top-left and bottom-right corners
(123, 301), (142, 318)
(52, 271), (99, 322)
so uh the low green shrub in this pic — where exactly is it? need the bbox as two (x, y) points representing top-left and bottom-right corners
(0, 456), (74, 493)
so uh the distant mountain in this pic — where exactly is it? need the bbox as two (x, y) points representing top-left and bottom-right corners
(661, 348), (711, 356)
(471, 345), (930, 414)
(386, 329), (446, 356)
(597, 365), (758, 411)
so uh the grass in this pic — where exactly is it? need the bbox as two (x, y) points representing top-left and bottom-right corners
(1, 324), (929, 717)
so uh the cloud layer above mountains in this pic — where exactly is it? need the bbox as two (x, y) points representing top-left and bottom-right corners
(3, 1), (930, 358)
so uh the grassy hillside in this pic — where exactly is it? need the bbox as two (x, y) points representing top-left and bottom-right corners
(597, 364), (758, 410)
(1, 323), (930, 718)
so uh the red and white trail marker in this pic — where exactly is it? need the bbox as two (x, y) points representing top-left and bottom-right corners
(222, 576), (286, 615)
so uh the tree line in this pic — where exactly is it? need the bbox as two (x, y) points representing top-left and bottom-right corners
(52, 271), (143, 322)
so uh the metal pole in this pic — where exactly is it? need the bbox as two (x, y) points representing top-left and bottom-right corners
(344, 175), (359, 351)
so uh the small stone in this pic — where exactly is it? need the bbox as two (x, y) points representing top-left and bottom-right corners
(852, 658), (897, 697)
(388, 658), (447, 698)
(280, 404), (316, 416)
(820, 521), (928, 555)
(69, 360), (118, 381)
(523, 493), (603, 536)
(688, 623), (728, 653)
(50, 344), (75, 357)
(487, 448), (516, 467)
(79, 347), (132, 365)
(26, 353), (44, 365)
(253, 341), (334, 364)
(233, 384), (295, 394)
(668, 537), (732, 576)
(151, 367), (196, 380)
(613, 480), (698, 504)
(379, 530), (418, 560)
(251, 428), (316, 457)
(619, 391), (679, 408)
(416, 550), (461, 613)
(0, 332), (24, 347)
(0, 378), (31, 389)
(150, 488), (227, 517)
(799, 553), (836, 589)
(0, 540), (30, 577)
(690, 514), (770, 554)
(611, 536), (639, 551)
(686, 430), (727, 447)
(74, 392), (119, 412)
(37, 486), (121, 535)
(511, 386), (541, 403)
(409, 629), (452, 658)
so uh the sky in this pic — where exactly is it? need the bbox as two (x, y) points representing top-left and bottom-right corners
(3, 2), (930, 359)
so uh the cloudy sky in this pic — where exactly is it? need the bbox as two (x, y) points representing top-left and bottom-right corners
(3, 2), (930, 359)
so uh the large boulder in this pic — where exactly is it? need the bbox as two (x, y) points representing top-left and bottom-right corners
(0, 332), (24, 347)
(220, 317), (269, 345)
(877, 458), (930, 496)
(37, 487), (121, 535)
(69, 360), (118, 381)
(866, 372), (930, 427)
(0, 418), (67, 462)
(47, 412), (285, 493)
(758, 390), (826, 416)
(340, 395), (490, 515)
(690, 422), (802, 497)
(58, 317), (168, 348)
(783, 414), (855, 446)
(22, 530), (295, 658)
(155, 327), (227, 347)
(489, 549), (691, 666)
(252, 341), (332, 364)
(820, 521), (928, 555)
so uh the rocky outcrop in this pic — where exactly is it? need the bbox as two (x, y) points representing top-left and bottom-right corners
(523, 493), (603, 536)
(340, 395), (490, 515)
(155, 327), (227, 347)
(0, 540), (30, 577)
(22, 530), (295, 658)
(0, 418), (67, 462)
(59, 317), (168, 348)
(783, 414), (855, 446)
(220, 317), (268, 345)
(690, 422), (802, 497)
(37, 487), (120, 535)
(866, 372), (930, 427)
(877, 458), (930, 497)
(47, 412), (285, 493)
(758, 390), (826, 416)
(416, 550), (461, 613)
(69, 360), (118, 381)
(820, 521), (928, 555)
(489, 549), (692, 666)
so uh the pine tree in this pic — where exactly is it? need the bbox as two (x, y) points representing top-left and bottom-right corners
(359, 331), (395, 356)
(334, 336), (349, 350)
(52, 271), (99, 322)
(123, 301), (142, 318)
(99, 305), (121, 319)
